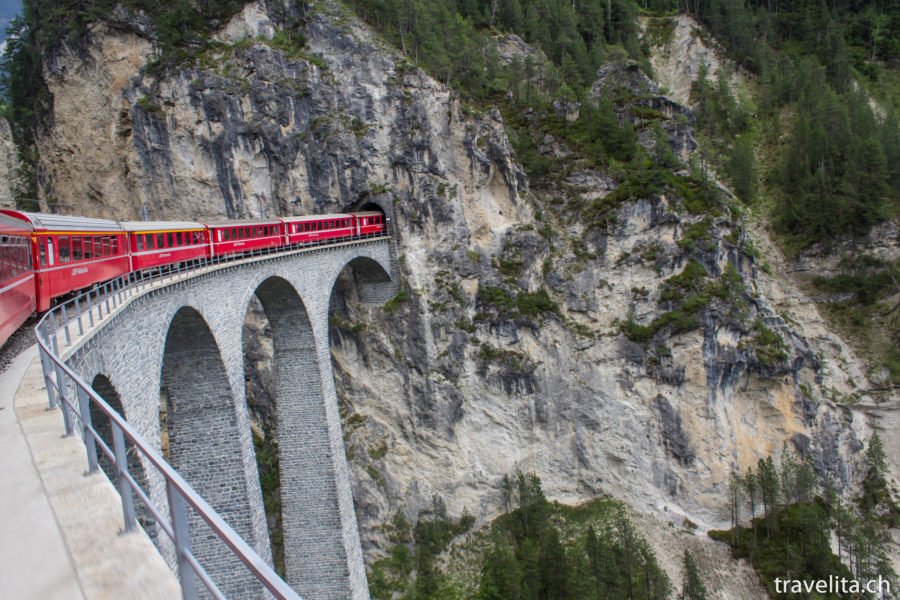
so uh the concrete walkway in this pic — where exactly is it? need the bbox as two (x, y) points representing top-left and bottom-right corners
(1, 346), (180, 599)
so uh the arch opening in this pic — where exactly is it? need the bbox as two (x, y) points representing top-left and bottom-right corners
(327, 256), (400, 555)
(160, 306), (263, 598)
(357, 201), (386, 215)
(333, 256), (394, 306)
(245, 276), (350, 598)
(89, 374), (155, 540)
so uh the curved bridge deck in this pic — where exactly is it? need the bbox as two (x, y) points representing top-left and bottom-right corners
(33, 235), (394, 600)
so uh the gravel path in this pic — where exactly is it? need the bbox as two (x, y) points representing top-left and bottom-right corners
(0, 315), (40, 374)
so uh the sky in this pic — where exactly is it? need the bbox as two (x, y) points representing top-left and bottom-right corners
(0, 0), (21, 45)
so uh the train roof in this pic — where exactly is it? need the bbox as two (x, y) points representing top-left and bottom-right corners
(279, 213), (354, 222)
(0, 211), (34, 233)
(205, 218), (283, 227)
(120, 221), (206, 232)
(354, 211), (385, 217)
(0, 210), (122, 232)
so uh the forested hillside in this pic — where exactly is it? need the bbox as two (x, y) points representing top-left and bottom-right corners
(0, 0), (898, 597)
(343, 0), (900, 385)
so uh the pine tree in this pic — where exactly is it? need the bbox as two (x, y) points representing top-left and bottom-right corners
(728, 136), (756, 202)
(861, 431), (890, 514)
(681, 549), (707, 600)
(744, 465), (758, 543)
(728, 470), (742, 546)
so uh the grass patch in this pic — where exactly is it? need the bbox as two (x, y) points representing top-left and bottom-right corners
(384, 289), (411, 314)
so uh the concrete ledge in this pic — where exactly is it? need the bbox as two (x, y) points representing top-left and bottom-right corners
(9, 346), (181, 599)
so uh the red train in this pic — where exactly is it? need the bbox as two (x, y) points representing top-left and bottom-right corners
(0, 210), (387, 347)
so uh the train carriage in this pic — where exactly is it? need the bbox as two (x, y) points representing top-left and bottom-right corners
(207, 219), (283, 257)
(281, 214), (355, 246)
(0, 210), (129, 311)
(122, 221), (209, 272)
(354, 211), (386, 236)
(0, 212), (36, 345)
(0, 209), (390, 348)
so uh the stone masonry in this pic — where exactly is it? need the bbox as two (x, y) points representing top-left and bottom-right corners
(67, 239), (393, 600)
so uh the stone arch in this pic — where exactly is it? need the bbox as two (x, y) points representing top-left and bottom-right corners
(89, 374), (156, 539)
(160, 306), (263, 598)
(246, 276), (352, 599)
(89, 374), (128, 482)
(330, 255), (395, 306)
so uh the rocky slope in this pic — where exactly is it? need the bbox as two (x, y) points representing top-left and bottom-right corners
(24, 0), (896, 589)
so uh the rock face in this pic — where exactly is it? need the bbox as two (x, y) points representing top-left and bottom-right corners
(0, 118), (21, 208)
(29, 0), (889, 585)
(642, 14), (748, 107)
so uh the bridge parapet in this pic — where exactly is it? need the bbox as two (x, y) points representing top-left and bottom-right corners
(36, 236), (393, 600)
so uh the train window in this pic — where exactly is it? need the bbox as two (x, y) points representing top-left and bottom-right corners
(166, 232), (174, 247)
(83, 236), (93, 260)
(95, 237), (104, 257)
(239, 228), (246, 240)
(155, 233), (163, 248)
(39, 240), (46, 267)
(146, 234), (154, 249)
(194, 232), (202, 244)
(175, 232), (182, 245)
(71, 237), (82, 261)
(58, 237), (69, 262)
(136, 235), (144, 251)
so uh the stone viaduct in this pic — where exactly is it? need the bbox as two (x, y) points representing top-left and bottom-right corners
(60, 238), (395, 600)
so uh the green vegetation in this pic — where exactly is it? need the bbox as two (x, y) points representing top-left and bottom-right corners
(741, 318), (789, 366)
(384, 289), (412, 314)
(369, 499), (474, 600)
(477, 284), (560, 321)
(622, 260), (751, 345)
(712, 442), (897, 599)
(369, 471), (672, 600)
(680, 550), (707, 600)
(478, 343), (530, 374)
(810, 257), (900, 385)
(253, 429), (284, 578)
(681, 0), (900, 249)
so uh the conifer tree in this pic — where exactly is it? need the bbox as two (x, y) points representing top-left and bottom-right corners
(681, 549), (707, 600)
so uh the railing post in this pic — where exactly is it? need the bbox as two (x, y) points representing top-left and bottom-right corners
(112, 422), (137, 532)
(38, 341), (57, 410)
(54, 362), (75, 437)
(75, 296), (84, 336)
(167, 481), (199, 600)
(76, 386), (99, 473)
(48, 314), (59, 355)
(61, 304), (71, 346)
(105, 283), (111, 314)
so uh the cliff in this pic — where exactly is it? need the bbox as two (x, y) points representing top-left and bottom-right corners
(22, 0), (898, 589)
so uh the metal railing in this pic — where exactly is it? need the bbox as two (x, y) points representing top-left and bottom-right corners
(34, 231), (389, 599)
